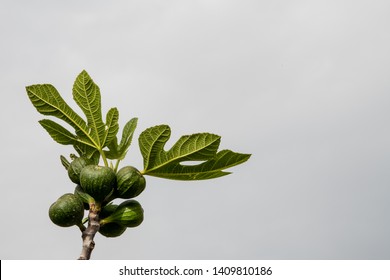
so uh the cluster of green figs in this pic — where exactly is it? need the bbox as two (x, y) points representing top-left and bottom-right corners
(49, 157), (146, 237)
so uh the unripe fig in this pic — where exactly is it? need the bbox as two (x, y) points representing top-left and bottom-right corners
(99, 223), (127, 238)
(67, 157), (93, 184)
(80, 165), (116, 201)
(116, 166), (146, 199)
(49, 193), (84, 227)
(100, 200), (144, 228)
(100, 203), (119, 216)
(99, 204), (126, 238)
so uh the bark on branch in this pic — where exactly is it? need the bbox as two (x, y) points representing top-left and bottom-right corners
(78, 203), (100, 260)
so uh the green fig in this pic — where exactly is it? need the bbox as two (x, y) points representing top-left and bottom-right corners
(49, 193), (84, 227)
(98, 204), (126, 238)
(67, 157), (93, 184)
(99, 223), (127, 238)
(116, 166), (146, 199)
(100, 200), (144, 228)
(80, 165), (116, 201)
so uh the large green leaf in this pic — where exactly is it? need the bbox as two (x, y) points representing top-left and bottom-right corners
(103, 108), (119, 148)
(139, 125), (251, 180)
(27, 70), (251, 178)
(38, 119), (97, 151)
(72, 70), (105, 148)
(39, 119), (78, 145)
(105, 137), (119, 159)
(26, 84), (94, 147)
(27, 71), (121, 161)
(38, 119), (98, 159)
(118, 118), (138, 154)
(146, 150), (251, 180)
(105, 118), (138, 160)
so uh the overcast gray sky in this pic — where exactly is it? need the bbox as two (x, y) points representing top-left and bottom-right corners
(1, 0), (390, 259)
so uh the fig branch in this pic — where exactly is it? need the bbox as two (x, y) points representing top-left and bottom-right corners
(78, 203), (101, 260)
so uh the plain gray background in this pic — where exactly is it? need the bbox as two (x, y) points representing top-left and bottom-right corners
(1, 0), (389, 259)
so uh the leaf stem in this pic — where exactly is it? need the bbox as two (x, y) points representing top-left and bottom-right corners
(114, 159), (121, 173)
(99, 149), (109, 167)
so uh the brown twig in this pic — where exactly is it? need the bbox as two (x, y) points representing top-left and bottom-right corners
(78, 203), (100, 260)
